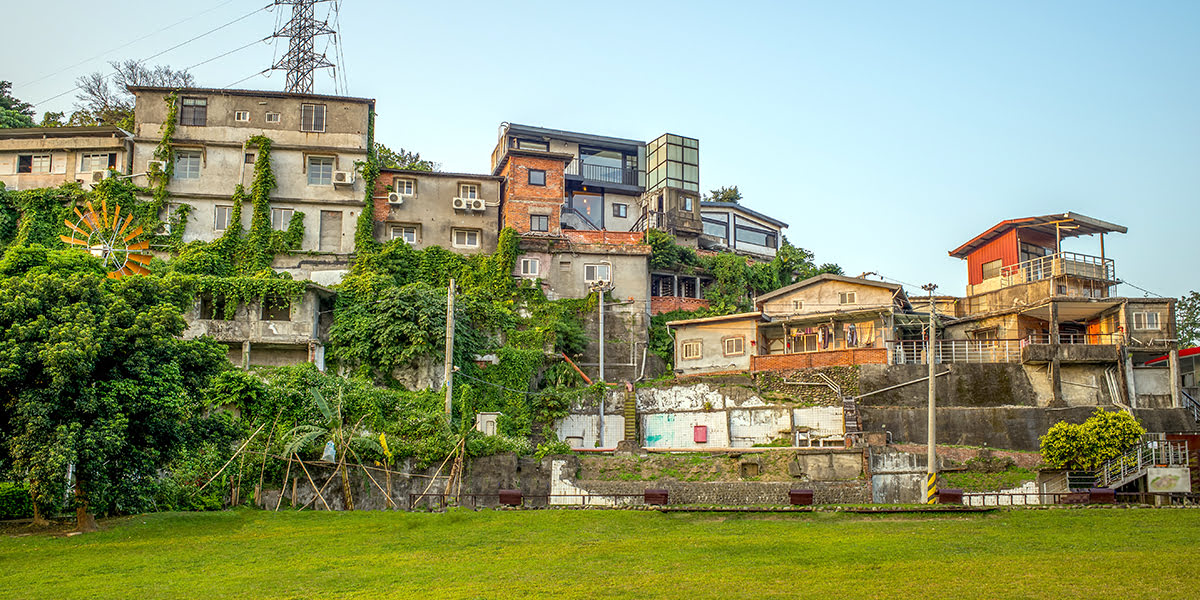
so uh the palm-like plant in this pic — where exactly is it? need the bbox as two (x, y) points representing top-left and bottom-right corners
(283, 388), (385, 510)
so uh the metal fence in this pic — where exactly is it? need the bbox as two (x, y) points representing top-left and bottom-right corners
(887, 339), (1022, 365)
(999, 251), (1116, 286)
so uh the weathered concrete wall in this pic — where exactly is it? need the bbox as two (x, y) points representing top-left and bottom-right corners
(868, 447), (953, 504)
(859, 363), (1039, 408)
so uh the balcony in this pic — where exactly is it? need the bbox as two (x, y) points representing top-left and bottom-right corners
(998, 251), (1117, 289)
(887, 339), (1024, 365)
(1020, 332), (1120, 363)
(565, 158), (640, 188)
(632, 210), (703, 236)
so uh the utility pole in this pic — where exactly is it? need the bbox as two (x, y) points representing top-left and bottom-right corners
(922, 283), (938, 504)
(591, 279), (612, 447)
(444, 278), (456, 417)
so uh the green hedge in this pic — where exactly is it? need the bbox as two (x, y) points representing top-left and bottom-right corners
(0, 482), (34, 520)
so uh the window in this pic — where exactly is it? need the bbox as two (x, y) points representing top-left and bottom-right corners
(459, 183), (479, 199)
(81, 153), (116, 173)
(981, 259), (1002, 280)
(520, 258), (539, 276)
(1133, 311), (1161, 330)
(198, 293), (231, 320)
(703, 217), (728, 240)
(792, 300), (803, 311)
(235, 110), (250, 122)
(723, 336), (745, 356)
(390, 225), (417, 244)
(734, 223), (778, 248)
(452, 228), (480, 248)
(528, 169), (546, 186)
(515, 139), (549, 151)
(270, 207), (294, 231)
(681, 341), (702, 360)
(17, 154), (50, 174)
(214, 205), (233, 231)
(261, 295), (291, 321)
(395, 179), (415, 195)
(245, 153), (255, 164)
(265, 112), (281, 123)
(584, 263), (611, 283)
(612, 203), (628, 218)
(530, 214), (549, 232)
(682, 196), (693, 212)
(179, 97), (207, 126)
(307, 156), (334, 185)
(839, 291), (857, 305)
(175, 150), (202, 179)
(300, 104), (326, 132)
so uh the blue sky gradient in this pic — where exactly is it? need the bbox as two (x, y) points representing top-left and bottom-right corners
(6, 1), (1197, 298)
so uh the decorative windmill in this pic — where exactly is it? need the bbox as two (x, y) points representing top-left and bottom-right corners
(59, 200), (152, 278)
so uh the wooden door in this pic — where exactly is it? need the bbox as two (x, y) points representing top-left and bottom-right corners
(319, 210), (342, 252)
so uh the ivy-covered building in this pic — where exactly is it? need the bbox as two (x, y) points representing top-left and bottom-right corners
(0, 125), (132, 191)
(128, 86), (375, 285)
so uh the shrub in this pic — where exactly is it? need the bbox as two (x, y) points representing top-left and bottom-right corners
(1039, 409), (1145, 471)
(0, 482), (34, 520)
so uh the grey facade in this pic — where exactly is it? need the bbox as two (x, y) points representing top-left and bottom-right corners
(0, 126), (132, 191)
(374, 168), (503, 254)
(182, 284), (334, 369)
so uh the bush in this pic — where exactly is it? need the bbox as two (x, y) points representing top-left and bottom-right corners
(0, 482), (34, 520)
(1040, 409), (1145, 471)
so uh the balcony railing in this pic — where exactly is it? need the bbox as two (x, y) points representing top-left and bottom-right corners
(887, 339), (1023, 365)
(1023, 332), (1121, 345)
(998, 251), (1116, 288)
(565, 158), (640, 187)
(633, 210), (703, 235)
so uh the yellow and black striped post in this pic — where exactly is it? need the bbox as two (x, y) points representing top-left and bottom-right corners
(925, 472), (938, 504)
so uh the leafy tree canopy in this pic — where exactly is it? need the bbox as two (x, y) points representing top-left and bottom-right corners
(705, 185), (742, 204)
(375, 143), (438, 171)
(1178, 290), (1199, 348)
(0, 81), (36, 129)
(1039, 409), (1145, 471)
(73, 61), (194, 130)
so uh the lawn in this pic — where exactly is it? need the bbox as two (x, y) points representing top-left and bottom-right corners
(2, 507), (1199, 599)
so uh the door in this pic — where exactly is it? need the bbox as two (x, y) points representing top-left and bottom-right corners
(319, 210), (343, 252)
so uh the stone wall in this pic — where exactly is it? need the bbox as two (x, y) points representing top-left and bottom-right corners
(751, 348), (887, 371)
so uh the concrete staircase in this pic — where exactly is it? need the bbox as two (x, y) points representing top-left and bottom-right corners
(624, 387), (637, 442)
(1096, 436), (1189, 489)
(843, 397), (861, 437)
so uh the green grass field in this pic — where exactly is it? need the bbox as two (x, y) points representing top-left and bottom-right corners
(3, 508), (1199, 599)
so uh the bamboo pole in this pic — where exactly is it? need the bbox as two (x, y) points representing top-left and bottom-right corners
(294, 452), (333, 511)
(274, 455), (293, 512)
(347, 447), (401, 510)
(193, 421), (268, 497)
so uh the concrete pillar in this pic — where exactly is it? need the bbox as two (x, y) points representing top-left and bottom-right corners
(241, 341), (251, 370)
(1169, 349), (1181, 408)
(1049, 302), (1063, 407)
(1124, 351), (1138, 409)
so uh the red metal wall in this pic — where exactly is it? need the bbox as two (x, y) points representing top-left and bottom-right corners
(966, 229), (1019, 285)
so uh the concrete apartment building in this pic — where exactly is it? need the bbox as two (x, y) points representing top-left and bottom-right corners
(372, 168), (502, 253)
(0, 126), (132, 191)
(129, 86), (374, 282)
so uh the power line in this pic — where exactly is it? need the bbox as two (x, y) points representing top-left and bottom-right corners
(271, 0), (336, 93)
(1119, 280), (1165, 298)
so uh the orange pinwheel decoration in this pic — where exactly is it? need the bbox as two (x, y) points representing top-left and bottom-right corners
(59, 199), (152, 278)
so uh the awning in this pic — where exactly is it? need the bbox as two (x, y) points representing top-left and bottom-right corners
(1020, 300), (1120, 323)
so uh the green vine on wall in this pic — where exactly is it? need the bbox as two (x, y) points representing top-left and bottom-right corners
(354, 108), (380, 256)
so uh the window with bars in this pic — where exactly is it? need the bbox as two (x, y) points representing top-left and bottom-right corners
(301, 104), (326, 132)
(681, 341), (702, 360)
(838, 291), (857, 305)
(180, 97), (207, 126)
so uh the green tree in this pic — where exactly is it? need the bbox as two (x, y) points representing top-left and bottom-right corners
(0, 81), (36, 129)
(1039, 409), (1145, 471)
(375, 143), (438, 171)
(1177, 290), (1199, 348)
(0, 268), (228, 530)
(73, 61), (193, 129)
(38, 112), (65, 127)
(705, 185), (742, 204)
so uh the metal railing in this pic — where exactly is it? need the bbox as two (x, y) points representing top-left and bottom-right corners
(565, 158), (639, 186)
(962, 491), (1200, 506)
(887, 339), (1023, 365)
(634, 210), (703, 234)
(559, 205), (601, 231)
(1183, 389), (1200, 423)
(1096, 437), (1189, 489)
(1023, 332), (1121, 345)
(999, 251), (1116, 286)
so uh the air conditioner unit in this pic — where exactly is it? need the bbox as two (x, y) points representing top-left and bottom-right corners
(469, 198), (485, 212)
(452, 197), (468, 210)
(90, 170), (112, 183)
(147, 160), (167, 172)
(332, 170), (355, 185)
(387, 192), (403, 204)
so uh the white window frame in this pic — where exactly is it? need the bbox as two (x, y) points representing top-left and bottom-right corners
(584, 263), (611, 283)
(270, 207), (294, 231)
(234, 110), (250, 122)
(265, 112), (281, 123)
(1133, 311), (1161, 331)
(175, 150), (202, 180)
(839, 291), (857, 305)
(452, 228), (480, 248)
(80, 153), (114, 173)
(307, 156), (334, 186)
(214, 205), (233, 231)
(681, 340), (702, 360)
(390, 225), (417, 244)
(459, 183), (479, 199)
(395, 178), (415, 195)
(520, 258), (540, 276)
(723, 336), (745, 357)
(30, 153), (51, 173)
(300, 104), (326, 133)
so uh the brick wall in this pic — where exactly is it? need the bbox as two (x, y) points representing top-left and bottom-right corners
(564, 230), (646, 245)
(751, 348), (887, 371)
(651, 296), (711, 315)
(500, 154), (568, 234)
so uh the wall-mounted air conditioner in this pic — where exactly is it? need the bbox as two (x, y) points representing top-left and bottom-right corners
(332, 170), (355, 185)
(452, 197), (469, 210)
(90, 170), (112, 183)
(469, 198), (485, 212)
(387, 192), (403, 204)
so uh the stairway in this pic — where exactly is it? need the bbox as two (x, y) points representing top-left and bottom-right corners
(624, 388), (637, 442)
(1096, 436), (1189, 489)
(842, 397), (861, 437)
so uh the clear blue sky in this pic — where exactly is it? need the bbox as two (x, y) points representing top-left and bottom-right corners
(6, 1), (1198, 299)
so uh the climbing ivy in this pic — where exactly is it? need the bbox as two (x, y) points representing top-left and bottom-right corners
(354, 108), (380, 256)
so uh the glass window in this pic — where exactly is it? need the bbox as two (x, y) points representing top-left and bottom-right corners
(734, 224), (777, 248)
(459, 183), (478, 199)
(723, 337), (745, 356)
(584, 263), (610, 282)
(528, 169), (546, 186)
(839, 291), (857, 305)
(175, 150), (202, 179)
(180, 97), (207, 126)
(530, 214), (549, 232)
(81, 153), (115, 173)
(214, 205), (232, 231)
(520, 258), (539, 276)
(452, 229), (480, 248)
(569, 192), (603, 228)
(515, 139), (549, 151)
(1133, 311), (1161, 330)
(245, 153), (255, 164)
(681, 341), (702, 360)
(270, 207), (294, 231)
(981, 259), (1002, 280)
(301, 104), (326, 132)
(612, 203), (628, 218)
(390, 226), (417, 243)
(682, 196), (694, 212)
(395, 179), (415, 195)
(265, 112), (281, 123)
(703, 217), (728, 240)
(308, 156), (334, 185)
(235, 110), (250, 122)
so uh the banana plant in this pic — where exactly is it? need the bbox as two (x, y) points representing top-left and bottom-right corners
(283, 388), (385, 510)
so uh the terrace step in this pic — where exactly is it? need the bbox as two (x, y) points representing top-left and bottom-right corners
(624, 388), (637, 441)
